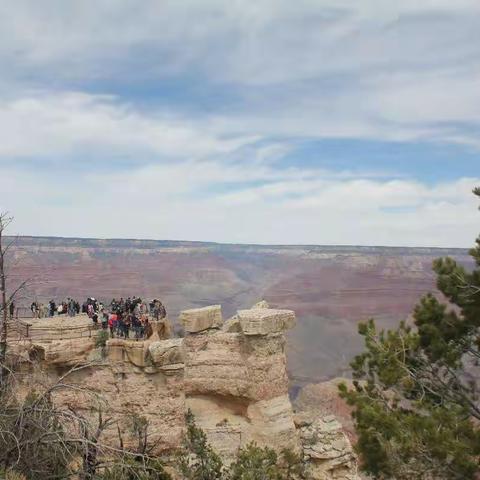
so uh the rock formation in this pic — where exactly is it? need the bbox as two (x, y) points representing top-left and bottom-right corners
(9, 303), (358, 479)
(296, 414), (358, 480)
(294, 378), (358, 449)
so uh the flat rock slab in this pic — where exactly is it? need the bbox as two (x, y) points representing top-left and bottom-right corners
(237, 309), (296, 335)
(180, 305), (223, 333)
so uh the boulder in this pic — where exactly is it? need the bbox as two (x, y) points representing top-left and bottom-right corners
(148, 339), (184, 367)
(222, 315), (242, 333)
(106, 339), (148, 367)
(238, 308), (296, 335)
(180, 305), (223, 333)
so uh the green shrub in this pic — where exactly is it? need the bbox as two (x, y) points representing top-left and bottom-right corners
(95, 329), (109, 348)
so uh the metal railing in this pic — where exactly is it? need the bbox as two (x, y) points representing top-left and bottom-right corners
(6, 316), (95, 342)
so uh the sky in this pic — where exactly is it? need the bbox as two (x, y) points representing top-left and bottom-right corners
(0, 0), (479, 247)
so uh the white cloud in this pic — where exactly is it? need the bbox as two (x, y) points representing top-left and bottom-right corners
(0, 92), (254, 159)
(369, 70), (480, 125)
(1, 159), (478, 247)
(0, 0), (478, 150)
(0, 1), (478, 247)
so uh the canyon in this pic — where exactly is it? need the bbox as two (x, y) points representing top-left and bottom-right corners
(8, 236), (471, 390)
(6, 236), (473, 477)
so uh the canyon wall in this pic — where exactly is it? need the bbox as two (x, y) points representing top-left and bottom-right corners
(10, 303), (357, 479)
(7, 237), (472, 388)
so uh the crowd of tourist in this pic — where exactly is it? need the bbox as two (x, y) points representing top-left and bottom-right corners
(29, 298), (81, 318)
(28, 296), (168, 340)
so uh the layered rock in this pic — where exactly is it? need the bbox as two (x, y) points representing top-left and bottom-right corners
(237, 308), (296, 335)
(180, 304), (223, 333)
(183, 306), (298, 458)
(296, 414), (358, 480)
(9, 304), (358, 478)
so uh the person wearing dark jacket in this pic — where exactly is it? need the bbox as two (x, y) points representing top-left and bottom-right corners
(49, 300), (56, 317)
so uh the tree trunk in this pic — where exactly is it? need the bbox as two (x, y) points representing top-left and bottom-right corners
(0, 225), (7, 385)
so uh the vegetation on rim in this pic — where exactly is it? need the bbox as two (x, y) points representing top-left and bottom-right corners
(341, 187), (480, 479)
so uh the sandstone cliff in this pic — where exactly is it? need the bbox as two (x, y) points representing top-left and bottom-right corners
(9, 303), (358, 479)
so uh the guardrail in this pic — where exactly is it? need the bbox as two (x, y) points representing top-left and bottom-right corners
(6, 318), (96, 342)
(13, 306), (54, 319)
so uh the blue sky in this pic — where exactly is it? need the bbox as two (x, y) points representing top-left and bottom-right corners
(0, 0), (479, 247)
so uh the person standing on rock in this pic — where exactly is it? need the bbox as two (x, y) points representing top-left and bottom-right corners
(110, 298), (117, 313)
(132, 314), (140, 339)
(108, 312), (116, 337)
(158, 302), (166, 319)
(92, 311), (98, 328)
(119, 297), (125, 313)
(117, 312), (125, 338)
(124, 314), (131, 339)
(9, 301), (15, 319)
(49, 300), (56, 317)
(101, 310), (108, 330)
(68, 298), (76, 317)
(153, 301), (160, 320)
(31, 301), (38, 319)
(144, 317), (153, 339)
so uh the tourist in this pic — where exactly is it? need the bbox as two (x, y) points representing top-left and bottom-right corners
(108, 312), (117, 338)
(132, 314), (141, 339)
(117, 312), (125, 338)
(144, 317), (153, 339)
(138, 315), (145, 339)
(9, 301), (15, 319)
(49, 300), (56, 317)
(67, 298), (76, 317)
(158, 301), (167, 319)
(124, 314), (131, 339)
(31, 301), (39, 319)
(101, 311), (108, 330)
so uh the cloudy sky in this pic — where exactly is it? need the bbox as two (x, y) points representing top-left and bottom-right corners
(0, 0), (479, 247)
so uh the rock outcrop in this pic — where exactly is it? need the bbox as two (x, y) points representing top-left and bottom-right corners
(180, 304), (223, 333)
(183, 308), (298, 459)
(296, 414), (358, 480)
(10, 305), (358, 479)
(237, 308), (296, 335)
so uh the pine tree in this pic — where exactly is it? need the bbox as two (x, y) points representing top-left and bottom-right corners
(178, 410), (224, 480)
(340, 188), (480, 479)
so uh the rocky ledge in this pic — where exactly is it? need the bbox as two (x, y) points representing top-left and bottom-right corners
(9, 302), (358, 480)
